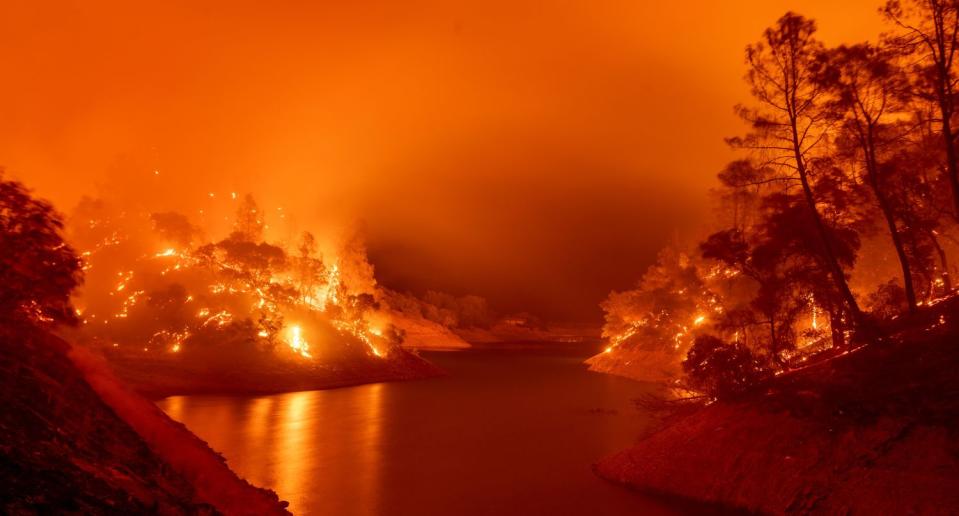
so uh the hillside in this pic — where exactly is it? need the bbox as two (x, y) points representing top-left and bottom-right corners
(0, 325), (289, 514)
(594, 307), (959, 514)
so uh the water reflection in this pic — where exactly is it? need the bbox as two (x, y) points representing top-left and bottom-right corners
(160, 383), (385, 515)
(159, 350), (704, 516)
(275, 391), (311, 512)
(358, 383), (383, 516)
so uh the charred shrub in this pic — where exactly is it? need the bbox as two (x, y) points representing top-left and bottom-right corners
(683, 334), (768, 399)
(866, 279), (907, 323)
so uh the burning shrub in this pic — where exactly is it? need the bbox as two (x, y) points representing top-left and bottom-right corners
(683, 334), (768, 399)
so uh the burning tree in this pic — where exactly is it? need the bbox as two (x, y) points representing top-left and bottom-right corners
(588, 246), (726, 384)
(818, 43), (921, 313)
(882, 0), (959, 220)
(591, 8), (959, 394)
(68, 192), (401, 371)
(727, 13), (868, 335)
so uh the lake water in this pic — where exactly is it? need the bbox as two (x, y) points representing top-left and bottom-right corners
(158, 346), (711, 515)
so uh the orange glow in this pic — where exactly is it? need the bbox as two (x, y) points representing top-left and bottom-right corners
(0, 0), (886, 324)
(285, 325), (312, 359)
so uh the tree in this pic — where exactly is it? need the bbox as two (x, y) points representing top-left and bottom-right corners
(337, 231), (377, 296)
(295, 231), (326, 301)
(420, 290), (494, 328)
(729, 13), (868, 336)
(883, 0), (959, 220)
(0, 173), (82, 326)
(754, 192), (861, 351)
(233, 194), (264, 242)
(702, 186), (862, 361)
(207, 236), (288, 285)
(598, 245), (725, 383)
(882, 144), (954, 297)
(819, 43), (919, 313)
(683, 335), (768, 399)
(150, 211), (199, 248)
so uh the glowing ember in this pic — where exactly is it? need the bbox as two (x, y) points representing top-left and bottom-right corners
(286, 325), (312, 358)
(70, 193), (397, 367)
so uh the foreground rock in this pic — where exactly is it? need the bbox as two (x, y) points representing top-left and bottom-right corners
(595, 323), (959, 514)
(0, 326), (289, 514)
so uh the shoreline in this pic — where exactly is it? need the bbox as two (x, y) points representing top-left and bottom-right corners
(104, 347), (444, 399)
(590, 326), (959, 514)
(1, 326), (290, 515)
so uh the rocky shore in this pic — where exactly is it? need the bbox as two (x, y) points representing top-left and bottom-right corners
(594, 324), (959, 514)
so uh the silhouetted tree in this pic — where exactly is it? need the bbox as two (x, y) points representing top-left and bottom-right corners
(819, 43), (920, 312)
(883, 0), (959, 220)
(233, 194), (264, 242)
(702, 186), (861, 361)
(683, 335), (768, 399)
(728, 13), (868, 335)
(205, 236), (288, 285)
(881, 141), (954, 299)
(337, 231), (377, 295)
(295, 231), (326, 301)
(0, 173), (82, 326)
(150, 211), (199, 248)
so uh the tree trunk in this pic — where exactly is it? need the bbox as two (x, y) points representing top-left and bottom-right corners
(876, 195), (917, 312)
(930, 3), (959, 221)
(940, 110), (959, 220)
(830, 308), (845, 349)
(789, 118), (866, 337)
(930, 230), (953, 293)
(862, 132), (918, 313)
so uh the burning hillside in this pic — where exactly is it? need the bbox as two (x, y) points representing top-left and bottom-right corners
(586, 244), (836, 387)
(62, 192), (446, 396)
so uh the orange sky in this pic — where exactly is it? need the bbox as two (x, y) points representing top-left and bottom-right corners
(0, 1), (885, 321)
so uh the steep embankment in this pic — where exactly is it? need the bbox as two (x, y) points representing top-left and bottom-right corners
(0, 326), (289, 515)
(595, 325), (959, 514)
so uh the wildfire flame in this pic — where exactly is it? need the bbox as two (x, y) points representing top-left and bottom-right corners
(71, 195), (394, 363)
(286, 325), (311, 358)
